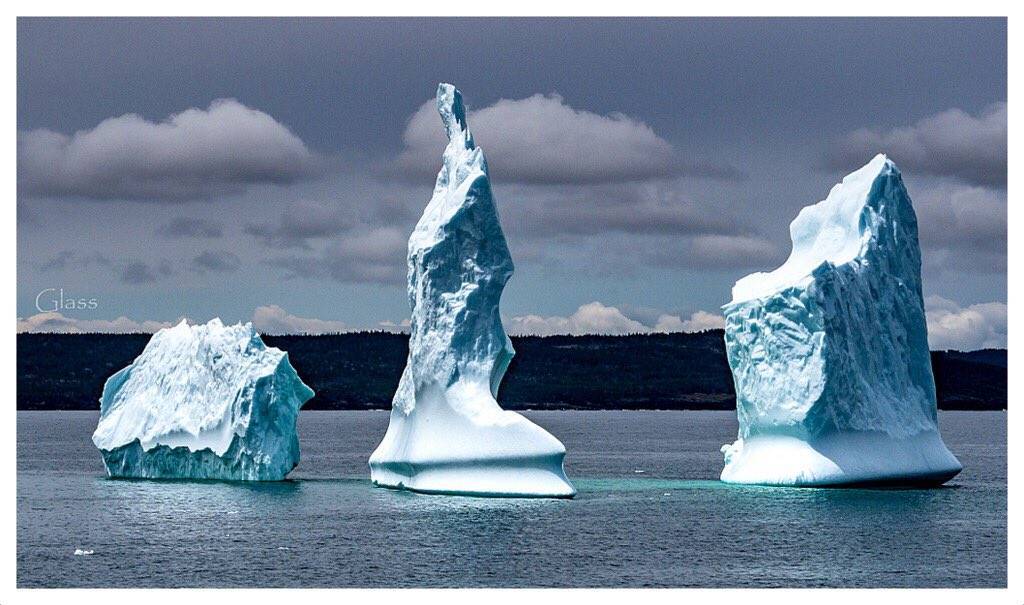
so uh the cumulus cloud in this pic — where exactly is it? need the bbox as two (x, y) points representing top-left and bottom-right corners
(829, 102), (1006, 187)
(924, 296), (1007, 351)
(653, 310), (725, 333)
(16, 311), (177, 334)
(157, 217), (224, 239)
(506, 303), (728, 336)
(393, 93), (739, 185)
(506, 302), (649, 336)
(251, 305), (347, 335)
(18, 98), (321, 201)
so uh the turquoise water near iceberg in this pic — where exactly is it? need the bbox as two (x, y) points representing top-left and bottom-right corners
(17, 410), (1005, 587)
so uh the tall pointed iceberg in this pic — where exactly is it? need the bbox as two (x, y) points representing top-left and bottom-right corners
(369, 84), (575, 498)
(92, 319), (314, 481)
(720, 154), (962, 487)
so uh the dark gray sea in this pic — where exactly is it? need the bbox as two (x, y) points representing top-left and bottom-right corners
(17, 410), (1006, 588)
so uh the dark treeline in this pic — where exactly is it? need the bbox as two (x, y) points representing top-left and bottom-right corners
(16, 331), (1007, 411)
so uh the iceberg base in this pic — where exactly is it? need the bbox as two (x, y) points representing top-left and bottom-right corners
(720, 429), (962, 487)
(99, 435), (299, 482)
(370, 454), (576, 498)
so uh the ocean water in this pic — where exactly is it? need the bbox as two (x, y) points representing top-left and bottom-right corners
(17, 410), (1006, 588)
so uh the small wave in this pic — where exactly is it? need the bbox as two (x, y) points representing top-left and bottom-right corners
(74, 549), (94, 556)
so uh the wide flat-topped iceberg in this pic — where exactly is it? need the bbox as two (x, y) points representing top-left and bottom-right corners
(369, 83), (575, 498)
(92, 318), (314, 481)
(720, 154), (962, 487)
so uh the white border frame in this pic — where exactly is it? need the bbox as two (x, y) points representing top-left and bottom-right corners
(5, 5), (1017, 604)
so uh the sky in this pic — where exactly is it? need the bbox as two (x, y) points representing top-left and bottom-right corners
(16, 18), (1007, 349)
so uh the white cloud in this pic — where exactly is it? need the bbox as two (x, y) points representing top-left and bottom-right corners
(653, 310), (725, 333)
(830, 102), (1006, 187)
(925, 295), (1007, 351)
(507, 303), (728, 336)
(251, 305), (347, 335)
(506, 302), (649, 336)
(394, 93), (738, 185)
(18, 306), (347, 336)
(16, 312), (177, 334)
(19, 99), (320, 201)
(377, 318), (411, 332)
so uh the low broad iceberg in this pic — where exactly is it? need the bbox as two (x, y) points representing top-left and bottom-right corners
(92, 318), (314, 481)
(720, 154), (962, 487)
(368, 83), (575, 498)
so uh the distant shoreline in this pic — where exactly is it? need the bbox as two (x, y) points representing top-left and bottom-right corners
(16, 332), (1007, 412)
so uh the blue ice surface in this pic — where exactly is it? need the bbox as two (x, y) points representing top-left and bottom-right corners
(92, 319), (314, 481)
(720, 155), (962, 486)
(369, 84), (574, 498)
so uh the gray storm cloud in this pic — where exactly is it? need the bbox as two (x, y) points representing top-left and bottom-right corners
(265, 226), (408, 285)
(157, 217), (225, 239)
(912, 181), (1007, 271)
(393, 93), (741, 185)
(120, 260), (175, 284)
(245, 199), (356, 249)
(830, 103), (1006, 187)
(192, 250), (242, 273)
(18, 98), (322, 201)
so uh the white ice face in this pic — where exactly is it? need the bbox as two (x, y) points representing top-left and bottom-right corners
(720, 156), (962, 487)
(731, 154), (890, 304)
(92, 318), (314, 481)
(369, 83), (575, 498)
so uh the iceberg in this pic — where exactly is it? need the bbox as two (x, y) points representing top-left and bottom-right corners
(720, 154), (962, 487)
(92, 318), (314, 481)
(368, 83), (575, 498)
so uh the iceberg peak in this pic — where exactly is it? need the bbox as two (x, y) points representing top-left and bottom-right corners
(731, 153), (896, 303)
(436, 82), (472, 144)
